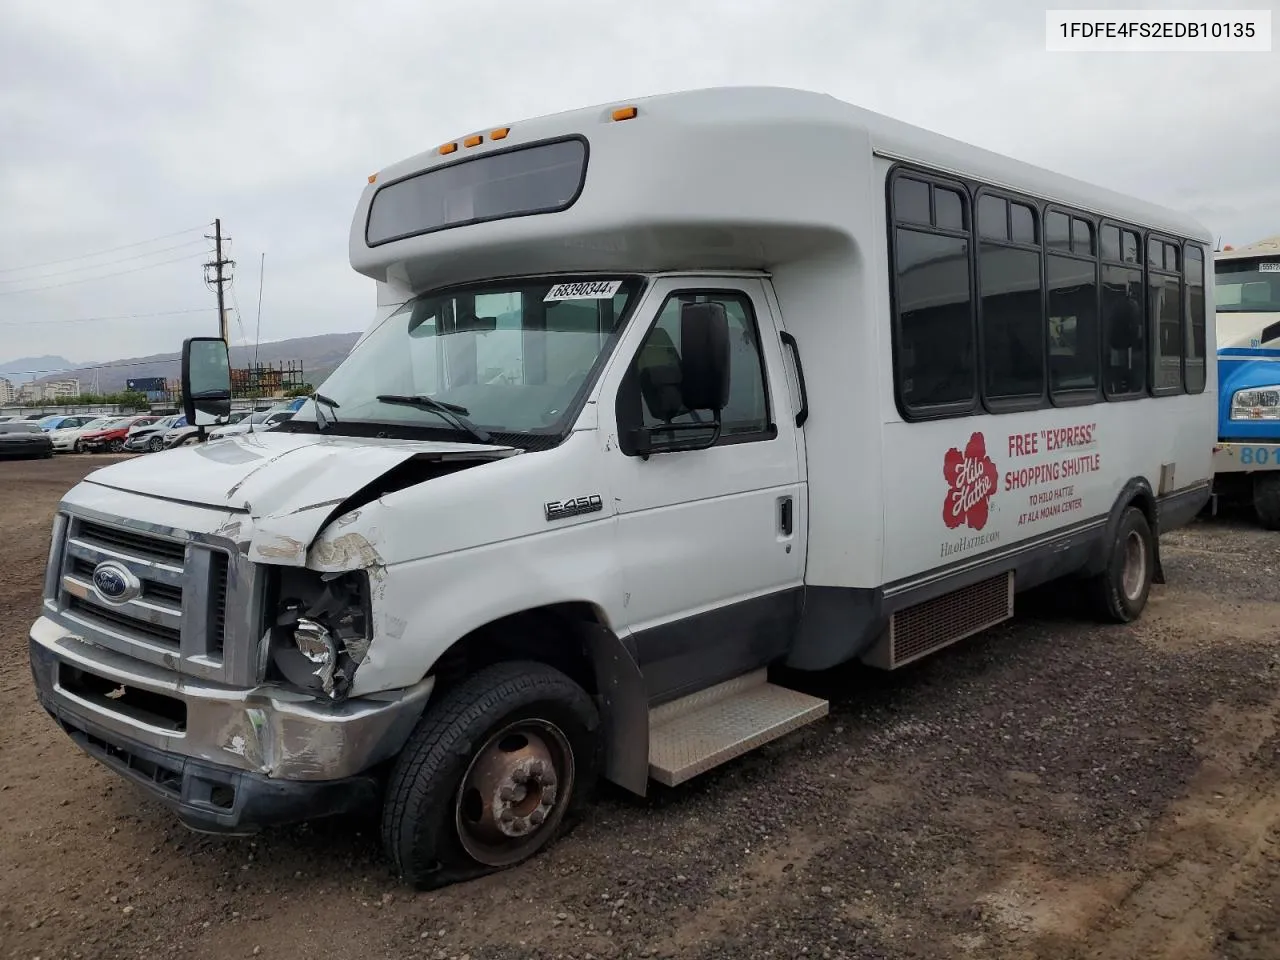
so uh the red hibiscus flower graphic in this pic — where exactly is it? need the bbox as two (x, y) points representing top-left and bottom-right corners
(942, 432), (998, 531)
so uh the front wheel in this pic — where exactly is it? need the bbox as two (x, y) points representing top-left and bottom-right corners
(381, 660), (600, 890)
(1252, 473), (1280, 530)
(1087, 506), (1155, 623)
(148, 436), (164, 452)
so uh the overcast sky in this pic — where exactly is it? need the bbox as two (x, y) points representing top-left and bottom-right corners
(1, 0), (1276, 375)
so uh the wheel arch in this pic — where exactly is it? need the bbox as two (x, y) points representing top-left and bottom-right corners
(425, 602), (650, 797)
(1085, 477), (1165, 584)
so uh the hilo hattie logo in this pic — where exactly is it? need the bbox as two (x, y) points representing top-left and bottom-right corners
(942, 431), (998, 531)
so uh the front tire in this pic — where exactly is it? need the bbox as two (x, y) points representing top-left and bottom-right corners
(381, 660), (600, 890)
(148, 436), (164, 453)
(1088, 506), (1155, 623)
(1252, 474), (1280, 530)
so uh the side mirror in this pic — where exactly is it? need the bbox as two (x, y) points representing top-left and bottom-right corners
(181, 337), (232, 427)
(677, 302), (731, 412)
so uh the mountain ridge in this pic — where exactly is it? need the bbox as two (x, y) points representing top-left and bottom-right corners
(0, 334), (360, 395)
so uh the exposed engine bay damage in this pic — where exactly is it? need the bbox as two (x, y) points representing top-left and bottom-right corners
(254, 451), (512, 702)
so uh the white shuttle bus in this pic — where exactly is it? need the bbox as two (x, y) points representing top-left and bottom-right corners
(29, 87), (1216, 888)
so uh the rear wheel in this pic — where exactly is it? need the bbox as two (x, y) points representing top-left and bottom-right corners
(108, 439), (124, 453)
(381, 660), (600, 890)
(1252, 474), (1280, 530)
(1087, 506), (1155, 623)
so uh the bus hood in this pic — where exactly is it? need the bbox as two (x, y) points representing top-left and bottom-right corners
(82, 430), (520, 565)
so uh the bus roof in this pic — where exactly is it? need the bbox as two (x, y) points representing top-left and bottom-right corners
(1216, 234), (1280, 262)
(350, 86), (1211, 290)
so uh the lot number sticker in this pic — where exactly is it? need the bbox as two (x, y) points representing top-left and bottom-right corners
(544, 280), (623, 301)
(1260, 263), (1280, 273)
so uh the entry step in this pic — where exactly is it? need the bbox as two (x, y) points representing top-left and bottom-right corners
(647, 668), (829, 787)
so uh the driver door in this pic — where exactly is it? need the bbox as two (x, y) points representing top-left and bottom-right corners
(603, 276), (806, 704)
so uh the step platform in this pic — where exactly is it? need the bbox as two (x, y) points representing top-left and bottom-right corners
(647, 668), (829, 787)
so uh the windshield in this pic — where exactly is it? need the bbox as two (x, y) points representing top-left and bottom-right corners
(1215, 259), (1280, 313)
(299, 275), (643, 442)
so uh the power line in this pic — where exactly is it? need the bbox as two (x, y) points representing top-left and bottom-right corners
(0, 239), (210, 285)
(0, 223), (211, 276)
(0, 356), (186, 378)
(0, 307), (216, 328)
(0, 251), (209, 296)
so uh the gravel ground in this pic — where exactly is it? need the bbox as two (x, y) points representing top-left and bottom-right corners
(1, 456), (1277, 960)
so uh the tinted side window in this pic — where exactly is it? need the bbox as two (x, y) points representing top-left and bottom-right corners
(1100, 225), (1121, 261)
(1185, 245), (1206, 393)
(895, 228), (975, 409)
(1011, 203), (1036, 244)
(1048, 255), (1099, 394)
(1149, 273), (1183, 392)
(894, 178), (931, 225)
(1046, 211), (1071, 251)
(637, 291), (770, 438)
(1122, 231), (1140, 264)
(1102, 264), (1147, 397)
(980, 243), (1044, 401)
(979, 195), (1008, 241)
(935, 188), (964, 230)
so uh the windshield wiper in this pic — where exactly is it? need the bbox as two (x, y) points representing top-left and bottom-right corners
(311, 392), (340, 431)
(375, 394), (492, 443)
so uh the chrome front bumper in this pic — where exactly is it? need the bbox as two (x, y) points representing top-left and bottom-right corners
(29, 616), (433, 830)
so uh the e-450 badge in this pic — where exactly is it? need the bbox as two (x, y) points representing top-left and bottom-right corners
(545, 494), (604, 522)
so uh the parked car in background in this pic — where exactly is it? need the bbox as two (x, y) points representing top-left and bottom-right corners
(163, 410), (252, 448)
(123, 414), (182, 453)
(48, 417), (113, 453)
(0, 420), (54, 460)
(205, 408), (294, 441)
(36, 414), (100, 433)
(78, 415), (157, 453)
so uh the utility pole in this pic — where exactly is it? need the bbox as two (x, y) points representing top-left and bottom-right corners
(204, 219), (235, 342)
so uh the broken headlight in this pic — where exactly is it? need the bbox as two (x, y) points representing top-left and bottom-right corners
(262, 569), (371, 701)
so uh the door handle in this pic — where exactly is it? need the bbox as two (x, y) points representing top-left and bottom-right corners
(779, 496), (793, 536)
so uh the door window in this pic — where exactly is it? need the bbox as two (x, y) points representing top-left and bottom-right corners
(632, 290), (772, 443)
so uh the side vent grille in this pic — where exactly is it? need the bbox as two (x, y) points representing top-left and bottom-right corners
(870, 572), (1015, 670)
(209, 551), (229, 658)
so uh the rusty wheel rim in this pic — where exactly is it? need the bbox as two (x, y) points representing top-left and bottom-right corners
(454, 718), (575, 867)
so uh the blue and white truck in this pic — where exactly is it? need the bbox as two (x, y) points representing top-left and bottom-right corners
(1210, 235), (1280, 528)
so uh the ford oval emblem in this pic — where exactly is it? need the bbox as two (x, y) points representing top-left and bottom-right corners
(91, 560), (141, 604)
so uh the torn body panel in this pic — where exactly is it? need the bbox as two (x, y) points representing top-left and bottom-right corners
(79, 430), (520, 566)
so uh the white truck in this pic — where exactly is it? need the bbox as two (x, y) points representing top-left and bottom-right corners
(29, 86), (1216, 889)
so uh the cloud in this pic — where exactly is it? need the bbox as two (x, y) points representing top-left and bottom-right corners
(1, 0), (1275, 369)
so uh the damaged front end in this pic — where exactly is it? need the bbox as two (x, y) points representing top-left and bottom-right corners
(261, 568), (372, 702)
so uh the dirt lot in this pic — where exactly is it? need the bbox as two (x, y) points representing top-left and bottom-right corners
(1, 456), (1277, 960)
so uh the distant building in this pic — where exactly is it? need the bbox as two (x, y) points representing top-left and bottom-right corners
(0, 377), (14, 404)
(44, 379), (80, 400)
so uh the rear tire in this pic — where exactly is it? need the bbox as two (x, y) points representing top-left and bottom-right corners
(381, 660), (600, 890)
(1252, 474), (1280, 530)
(1087, 506), (1155, 623)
